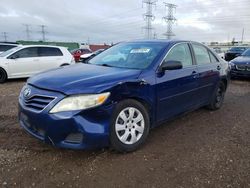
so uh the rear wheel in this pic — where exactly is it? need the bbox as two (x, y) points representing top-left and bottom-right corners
(0, 68), (7, 83)
(110, 99), (150, 152)
(207, 82), (226, 110)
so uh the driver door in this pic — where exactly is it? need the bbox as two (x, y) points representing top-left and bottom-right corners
(156, 43), (199, 122)
(7, 47), (40, 78)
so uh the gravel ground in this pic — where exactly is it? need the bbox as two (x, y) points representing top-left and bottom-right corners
(0, 79), (249, 188)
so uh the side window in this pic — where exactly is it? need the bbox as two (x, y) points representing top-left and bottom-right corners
(0, 45), (16, 51)
(192, 44), (211, 65)
(39, 47), (63, 57)
(209, 51), (219, 63)
(11, 47), (38, 58)
(164, 43), (193, 67)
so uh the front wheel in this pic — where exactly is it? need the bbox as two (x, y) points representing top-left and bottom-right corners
(207, 82), (226, 110)
(110, 99), (150, 152)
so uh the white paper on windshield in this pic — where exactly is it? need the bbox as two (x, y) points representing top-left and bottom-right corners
(130, 48), (151, 54)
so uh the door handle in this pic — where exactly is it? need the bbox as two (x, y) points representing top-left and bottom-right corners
(217, 66), (221, 70)
(33, 59), (39, 62)
(191, 71), (199, 78)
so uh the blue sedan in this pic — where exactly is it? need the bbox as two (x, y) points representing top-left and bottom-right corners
(18, 40), (229, 152)
(229, 48), (250, 78)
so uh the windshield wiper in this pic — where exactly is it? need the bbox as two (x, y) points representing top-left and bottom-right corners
(100, 64), (113, 67)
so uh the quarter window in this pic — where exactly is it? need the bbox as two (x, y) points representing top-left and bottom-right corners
(39, 47), (63, 57)
(164, 43), (193, 67)
(192, 44), (211, 65)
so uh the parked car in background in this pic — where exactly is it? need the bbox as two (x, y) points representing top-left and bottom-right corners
(71, 48), (92, 62)
(80, 49), (105, 63)
(18, 40), (229, 152)
(0, 45), (75, 83)
(213, 47), (225, 59)
(229, 48), (250, 78)
(0, 43), (19, 54)
(225, 46), (249, 61)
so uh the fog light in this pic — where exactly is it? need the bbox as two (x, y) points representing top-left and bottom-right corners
(64, 133), (83, 144)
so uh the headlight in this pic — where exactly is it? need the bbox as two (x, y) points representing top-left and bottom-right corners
(50, 92), (110, 113)
(229, 62), (235, 69)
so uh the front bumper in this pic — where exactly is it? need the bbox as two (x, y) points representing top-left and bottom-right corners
(18, 85), (113, 150)
(230, 69), (250, 78)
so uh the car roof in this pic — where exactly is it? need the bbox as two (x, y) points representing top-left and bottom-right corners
(124, 39), (196, 45)
(20, 45), (66, 49)
(0, 43), (18, 46)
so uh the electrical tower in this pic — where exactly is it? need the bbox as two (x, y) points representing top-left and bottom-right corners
(2, 32), (8, 42)
(162, 2), (177, 39)
(23, 24), (31, 41)
(39, 25), (47, 41)
(142, 0), (157, 39)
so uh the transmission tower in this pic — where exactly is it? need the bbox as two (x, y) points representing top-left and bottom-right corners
(23, 24), (31, 41)
(39, 25), (47, 41)
(2, 32), (8, 42)
(142, 0), (157, 39)
(162, 2), (177, 39)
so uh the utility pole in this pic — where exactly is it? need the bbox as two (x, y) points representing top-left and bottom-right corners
(153, 31), (157, 39)
(23, 24), (31, 41)
(2, 32), (8, 42)
(162, 2), (177, 40)
(39, 25), (47, 41)
(142, 0), (157, 39)
(241, 28), (244, 44)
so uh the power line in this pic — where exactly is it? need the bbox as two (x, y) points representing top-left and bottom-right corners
(142, 0), (157, 39)
(23, 24), (31, 41)
(162, 2), (177, 40)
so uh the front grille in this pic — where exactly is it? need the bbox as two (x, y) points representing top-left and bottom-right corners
(24, 95), (55, 112)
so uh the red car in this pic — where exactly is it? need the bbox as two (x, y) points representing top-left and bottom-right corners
(71, 48), (92, 62)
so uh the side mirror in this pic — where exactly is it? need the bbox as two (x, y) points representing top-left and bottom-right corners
(160, 60), (183, 71)
(9, 55), (19, 59)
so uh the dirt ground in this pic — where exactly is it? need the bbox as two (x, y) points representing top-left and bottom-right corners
(0, 79), (249, 188)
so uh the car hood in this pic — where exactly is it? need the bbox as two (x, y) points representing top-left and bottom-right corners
(232, 56), (250, 64)
(28, 64), (142, 95)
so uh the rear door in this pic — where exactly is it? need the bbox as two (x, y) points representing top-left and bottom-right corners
(7, 47), (40, 77)
(156, 42), (199, 122)
(38, 47), (64, 71)
(191, 43), (221, 105)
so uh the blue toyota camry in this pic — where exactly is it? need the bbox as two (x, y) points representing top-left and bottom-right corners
(19, 40), (229, 152)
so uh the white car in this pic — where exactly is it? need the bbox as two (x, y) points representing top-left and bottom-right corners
(0, 43), (19, 54)
(0, 45), (75, 83)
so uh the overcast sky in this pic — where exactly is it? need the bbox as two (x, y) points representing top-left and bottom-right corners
(0, 0), (250, 44)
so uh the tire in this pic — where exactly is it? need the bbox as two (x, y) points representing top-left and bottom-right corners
(110, 99), (150, 153)
(0, 68), (7, 83)
(207, 82), (226, 110)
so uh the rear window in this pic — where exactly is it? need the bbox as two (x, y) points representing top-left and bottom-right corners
(39, 47), (63, 57)
(0, 45), (16, 51)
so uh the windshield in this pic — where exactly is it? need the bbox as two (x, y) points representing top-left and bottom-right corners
(229, 47), (247, 52)
(0, 46), (22, 57)
(88, 42), (166, 69)
(241, 49), (250, 56)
